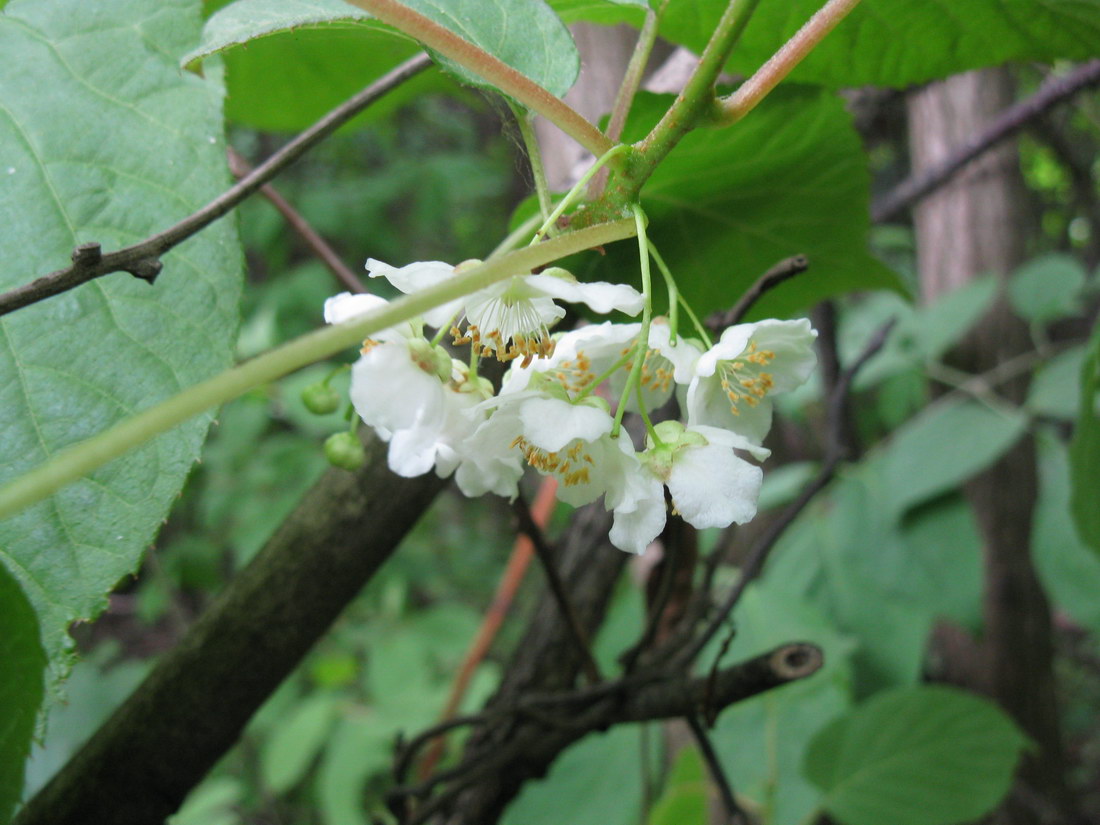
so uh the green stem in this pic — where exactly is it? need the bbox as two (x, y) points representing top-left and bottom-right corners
(677, 293), (713, 346)
(531, 144), (632, 244)
(0, 219), (636, 520)
(645, 241), (679, 343)
(490, 211), (543, 258)
(633, 0), (763, 181)
(613, 205), (654, 438)
(511, 102), (554, 224)
(717, 0), (863, 124)
(430, 311), (459, 346)
(572, 350), (636, 402)
(344, 0), (612, 157)
(605, 0), (669, 144)
(636, 381), (663, 447)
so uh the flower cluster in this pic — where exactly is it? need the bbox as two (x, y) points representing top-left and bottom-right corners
(326, 259), (817, 555)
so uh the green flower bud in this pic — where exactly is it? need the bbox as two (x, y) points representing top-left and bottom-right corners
(301, 382), (340, 415)
(324, 432), (366, 470)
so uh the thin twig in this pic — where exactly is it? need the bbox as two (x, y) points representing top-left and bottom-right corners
(393, 714), (490, 786)
(708, 255), (809, 331)
(873, 59), (1100, 222)
(417, 479), (557, 779)
(0, 53), (432, 317)
(511, 494), (604, 684)
(226, 147), (367, 294)
(686, 714), (748, 825)
(718, 0), (863, 124)
(683, 318), (896, 666)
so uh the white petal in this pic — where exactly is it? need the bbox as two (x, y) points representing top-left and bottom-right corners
(324, 292), (385, 324)
(388, 423), (441, 477)
(667, 443), (761, 529)
(525, 274), (644, 316)
(684, 372), (774, 445)
(690, 424), (771, 461)
(648, 320), (703, 384)
(520, 397), (612, 452)
(365, 259), (463, 328)
(349, 344), (445, 433)
(609, 482), (667, 555)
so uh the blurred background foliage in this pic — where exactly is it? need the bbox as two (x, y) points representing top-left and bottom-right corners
(19, 12), (1100, 824)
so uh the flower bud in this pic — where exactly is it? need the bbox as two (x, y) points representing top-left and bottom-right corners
(301, 382), (340, 415)
(324, 432), (366, 470)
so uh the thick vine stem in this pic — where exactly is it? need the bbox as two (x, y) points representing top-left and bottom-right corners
(0, 219), (636, 520)
(718, 0), (863, 124)
(343, 0), (612, 157)
(14, 434), (448, 825)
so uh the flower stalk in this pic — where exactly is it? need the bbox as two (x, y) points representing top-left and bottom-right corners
(0, 220), (636, 520)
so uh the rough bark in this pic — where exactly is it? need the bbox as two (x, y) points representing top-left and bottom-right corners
(908, 68), (1071, 824)
(14, 433), (446, 825)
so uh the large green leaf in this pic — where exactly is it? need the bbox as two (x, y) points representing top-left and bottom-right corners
(187, 0), (578, 131)
(659, 0), (1100, 89)
(594, 88), (900, 319)
(1033, 435), (1100, 635)
(0, 0), (241, 688)
(804, 686), (1027, 825)
(1070, 319), (1100, 555)
(878, 399), (1028, 518)
(0, 567), (45, 823)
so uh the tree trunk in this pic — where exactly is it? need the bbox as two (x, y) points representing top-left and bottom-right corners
(908, 68), (1071, 824)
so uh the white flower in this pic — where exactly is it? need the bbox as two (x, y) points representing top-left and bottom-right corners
(686, 319), (817, 445)
(365, 259), (463, 329)
(609, 422), (767, 555)
(454, 389), (641, 506)
(367, 257), (644, 364)
(325, 292), (476, 478)
(501, 319), (704, 415)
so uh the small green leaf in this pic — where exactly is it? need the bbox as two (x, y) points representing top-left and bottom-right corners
(661, 0), (1100, 89)
(0, 0), (241, 694)
(1034, 435), (1100, 635)
(1069, 320), (1100, 555)
(260, 693), (340, 794)
(0, 567), (46, 824)
(1027, 344), (1087, 420)
(503, 725), (648, 825)
(647, 747), (708, 825)
(804, 686), (1027, 825)
(1009, 254), (1086, 324)
(597, 88), (901, 319)
(879, 400), (1028, 517)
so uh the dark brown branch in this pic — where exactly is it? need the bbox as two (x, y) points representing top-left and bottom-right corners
(873, 59), (1100, 223)
(226, 147), (367, 294)
(14, 433), (446, 825)
(707, 255), (810, 331)
(511, 494), (603, 684)
(683, 318), (896, 667)
(408, 642), (822, 824)
(0, 53), (432, 317)
(686, 714), (748, 825)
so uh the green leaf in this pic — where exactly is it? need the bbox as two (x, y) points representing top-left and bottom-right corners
(260, 693), (340, 794)
(661, 0), (1100, 89)
(647, 747), (707, 825)
(1034, 435), (1100, 635)
(503, 725), (649, 825)
(1027, 344), (1087, 420)
(316, 714), (392, 825)
(1009, 253), (1086, 324)
(598, 88), (901, 319)
(878, 400), (1028, 517)
(709, 581), (855, 825)
(804, 686), (1027, 825)
(189, 0), (458, 131)
(0, 0), (241, 690)
(0, 567), (45, 823)
(187, 0), (579, 127)
(1070, 319), (1100, 554)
